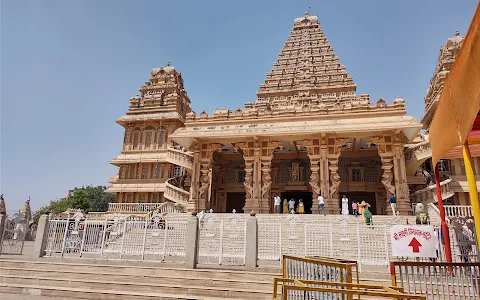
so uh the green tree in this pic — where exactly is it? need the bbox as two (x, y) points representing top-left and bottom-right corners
(32, 198), (69, 225)
(75, 185), (115, 212)
(68, 189), (91, 211)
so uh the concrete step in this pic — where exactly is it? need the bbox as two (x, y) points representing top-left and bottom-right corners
(0, 283), (251, 300)
(0, 275), (271, 300)
(0, 259), (278, 282)
(0, 266), (273, 291)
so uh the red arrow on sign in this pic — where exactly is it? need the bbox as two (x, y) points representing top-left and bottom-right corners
(408, 237), (422, 253)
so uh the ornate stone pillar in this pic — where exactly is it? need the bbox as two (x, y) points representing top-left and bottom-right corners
(393, 143), (410, 215)
(320, 145), (329, 200)
(380, 154), (395, 214)
(188, 146), (201, 212)
(308, 158), (321, 213)
(328, 154), (341, 214)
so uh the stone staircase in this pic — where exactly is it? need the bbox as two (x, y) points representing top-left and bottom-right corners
(164, 147), (194, 206)
(409, 178), (455, 205)
(0, 259), (278, 299)
(405, 141), (432, 176)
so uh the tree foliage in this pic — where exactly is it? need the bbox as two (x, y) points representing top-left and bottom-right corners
(33, 185), (114, 225)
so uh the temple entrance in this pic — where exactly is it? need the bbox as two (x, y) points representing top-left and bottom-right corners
(281, 192), (313, 214)
(226, 192), (246, 213)
(342, 192), (377, 215)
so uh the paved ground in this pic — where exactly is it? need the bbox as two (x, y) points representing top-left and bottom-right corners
(0, 294), (72, 300)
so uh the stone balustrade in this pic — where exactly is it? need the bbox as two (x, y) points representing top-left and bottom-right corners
(410, 178), (454, 204)
(164, 178), (190, 206)
(444, 205), (473, 218)
(107, 202), (162, 213)
(404, 141), (431, 162)
(166, 147), (194, 170)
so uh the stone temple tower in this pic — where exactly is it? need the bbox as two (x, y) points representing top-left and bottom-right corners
(106, 63), (193, 207)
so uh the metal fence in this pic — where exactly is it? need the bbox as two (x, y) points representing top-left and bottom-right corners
(0, 213), (28, 255)
(42, 212), (479, 270)
(392, 261), (480, 299)
(44, 212), (189, 262)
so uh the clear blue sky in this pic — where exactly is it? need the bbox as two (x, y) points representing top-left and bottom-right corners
(1, 0), (477, 212)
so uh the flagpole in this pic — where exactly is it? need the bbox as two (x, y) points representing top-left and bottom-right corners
(434, 163), (452, 262)
(462, 140), (480, 249)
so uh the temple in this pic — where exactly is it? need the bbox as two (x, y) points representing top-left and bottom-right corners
(106, 12), (427, 215)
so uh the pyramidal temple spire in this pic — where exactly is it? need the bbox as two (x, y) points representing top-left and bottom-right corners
(257, 12), (356, 101)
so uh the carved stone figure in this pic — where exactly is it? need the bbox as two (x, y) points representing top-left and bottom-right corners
(381, 170), (396, 195)
(261, 172), (272, 198)
(198, 173), (210, 199)
(244, 173), (254, 199)
(309, 173), (321, 195)
(329, 173), (341, 200)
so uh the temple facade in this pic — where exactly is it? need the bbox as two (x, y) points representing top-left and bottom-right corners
(106, 12), (424, 215)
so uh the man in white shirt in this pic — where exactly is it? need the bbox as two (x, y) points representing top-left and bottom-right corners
(273, 194), (281, 213)
(317, 194), (326, 216)
(288, 198), (295, 213)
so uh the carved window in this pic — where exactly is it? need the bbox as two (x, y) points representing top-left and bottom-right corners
(438, 159), (450, 172)
(152, 193), (158, 203)
(142, 165), (149, 179)
(138, 194), (146, 203)
(351, 169), (361, 182)
(154, 163), (160, 179)
(157, 127), (166, 148)
(129, 165), (136, 179)
(126, 194), (133, 202)
(145, 132), (153, 149)
(173, 165), (182, 177)
(132, 131), (140, 150)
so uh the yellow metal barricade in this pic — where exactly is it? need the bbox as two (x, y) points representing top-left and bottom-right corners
(273, 277), (426, 300)
(282, 255), (360, 285)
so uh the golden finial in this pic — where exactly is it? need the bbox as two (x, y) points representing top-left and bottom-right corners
(167, 61), (171, 66)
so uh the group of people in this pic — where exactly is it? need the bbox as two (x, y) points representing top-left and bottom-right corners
(273, 195), (305, 214)
(272, 193), (373, 224)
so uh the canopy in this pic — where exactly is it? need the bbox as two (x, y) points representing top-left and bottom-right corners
(430, 3), (480, 166)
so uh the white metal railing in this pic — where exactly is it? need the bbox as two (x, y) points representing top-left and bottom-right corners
(164, 178), (190, 205)
(43, 213), (478, 268)
(166, 147), (194, 170)
(410, 178), (454, 204)
(444, 205), (473, 218)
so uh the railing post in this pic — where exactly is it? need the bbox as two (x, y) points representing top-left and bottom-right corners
(32, 214), (49, 258)
(245, 212), (258, 270)
(185, 212), (199, 269)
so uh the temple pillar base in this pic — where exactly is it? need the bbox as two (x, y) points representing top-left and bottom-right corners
(325, 198), (339, 215)
(396, 197), (411, 216)
(244, 198), (269, 214)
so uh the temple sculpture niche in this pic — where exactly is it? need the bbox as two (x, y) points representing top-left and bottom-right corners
(106, 11), (423, 215)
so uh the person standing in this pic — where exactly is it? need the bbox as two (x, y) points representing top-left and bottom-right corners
(317, 194), (326, 216)
(273, 194), (281, 214)
(283, 199), (289, 214)
(352, 202), (358, 217)
(298, 200), (305, 214)
(388, 194), (397, 215)
(341, 195), (349, 215)
(288, 198), (296, 214)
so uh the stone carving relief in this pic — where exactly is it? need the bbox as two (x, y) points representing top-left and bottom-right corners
(198, 170), (211, 200)
(261, 170), (272, 198)
(244, 171), (254, 199)
(309, 172), (321, 195)
(380, 157), (396, 196)
(329, 172), (341, 200)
